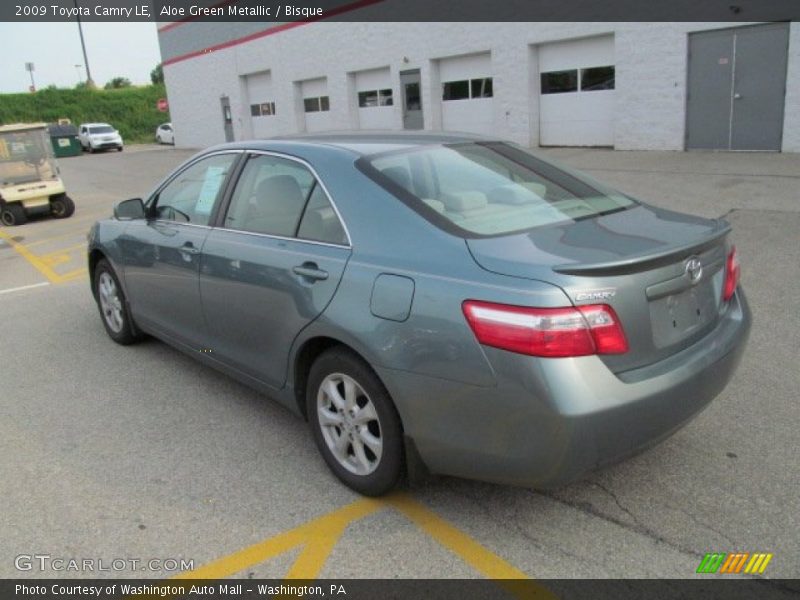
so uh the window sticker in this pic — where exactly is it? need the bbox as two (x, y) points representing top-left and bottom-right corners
(195, 165), (227, 215)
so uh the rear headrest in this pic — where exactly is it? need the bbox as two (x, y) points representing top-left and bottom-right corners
(381, 166), (412, 191)
(488, 184), (542, 205)
(421, 198), (445, 213)
(441, 191), (488, 212)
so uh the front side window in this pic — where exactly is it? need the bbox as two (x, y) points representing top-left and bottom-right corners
(153, 153), (237, 225)
(367, 143), (634, 236)
(223, 154), (347, 245)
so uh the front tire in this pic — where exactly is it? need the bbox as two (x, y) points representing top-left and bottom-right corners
(94, 259), (141, 345)
(0, 203), (27, 226)
(307, 348), (404, 496)
(50, 195), (75, 219)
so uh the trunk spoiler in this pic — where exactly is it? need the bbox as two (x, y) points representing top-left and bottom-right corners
(553, 222), (731, 276)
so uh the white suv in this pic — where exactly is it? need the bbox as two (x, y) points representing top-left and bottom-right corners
(78, 123), (123, 153)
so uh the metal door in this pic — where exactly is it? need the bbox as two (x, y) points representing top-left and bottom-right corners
(220, 95), (235, 142)
(400, 70), (423, 130)
(686, 23), (789, 151)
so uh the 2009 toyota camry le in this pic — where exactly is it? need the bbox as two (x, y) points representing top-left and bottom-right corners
(88, 133), (750, 496)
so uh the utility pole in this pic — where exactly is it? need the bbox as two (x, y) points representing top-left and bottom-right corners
(25, 62), (36, 92)
(74, 0), (95, 88)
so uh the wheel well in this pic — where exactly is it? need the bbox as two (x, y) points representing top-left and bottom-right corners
(88, 249), (105, 298)
(294, 337), (388, 420)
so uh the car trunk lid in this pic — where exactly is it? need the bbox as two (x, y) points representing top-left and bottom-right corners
(465, 204), (731, 372)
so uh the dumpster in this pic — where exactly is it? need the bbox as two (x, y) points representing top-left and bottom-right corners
(47, 123), (81, 158)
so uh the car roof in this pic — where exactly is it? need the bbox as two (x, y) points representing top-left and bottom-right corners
(217, 130), (498, 157)
(81, 123), (113, 127)
(0, 122), (48, 133)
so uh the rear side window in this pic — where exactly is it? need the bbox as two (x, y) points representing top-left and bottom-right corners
(366, 143), (634, 237)
(224, 154), (347, 245)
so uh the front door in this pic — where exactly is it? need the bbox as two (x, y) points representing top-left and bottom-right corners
(686, 23), (789, 151)
(199, 152), (351, 388)
(400, 69), (423, 130)
(220, 95), (235, 142)
(121, 152), (240, 348)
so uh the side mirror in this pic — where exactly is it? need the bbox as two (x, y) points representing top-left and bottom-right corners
(114, 197), (146, 220)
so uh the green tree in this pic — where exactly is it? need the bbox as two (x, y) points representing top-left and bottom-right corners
(150, 63), (164, 85)
(104, 77), (132, 90)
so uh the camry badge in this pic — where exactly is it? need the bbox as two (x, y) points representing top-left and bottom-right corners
(574, 289), (616, 302)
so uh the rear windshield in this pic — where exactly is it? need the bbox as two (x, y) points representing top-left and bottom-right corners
(365, 142), (634, 236)
(89, 126), (115, 134)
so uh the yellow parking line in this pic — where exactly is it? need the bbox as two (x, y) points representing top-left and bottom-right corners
(0, 230), (87, 284)
(171, 498), (383, 580)
(169, 493), (554, 599)
(388, 493), (555, 598)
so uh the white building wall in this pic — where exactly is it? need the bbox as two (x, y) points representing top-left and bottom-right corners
(162, 22), (799, 152)
(783, 21), (800, 152)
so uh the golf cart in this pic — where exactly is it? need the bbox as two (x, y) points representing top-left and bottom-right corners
(0, 123), (75, 226)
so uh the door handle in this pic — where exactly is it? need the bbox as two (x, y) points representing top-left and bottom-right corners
(733, 92), (742, 99)
(180, 242), (200, 255)
(293, 263), (329, 281)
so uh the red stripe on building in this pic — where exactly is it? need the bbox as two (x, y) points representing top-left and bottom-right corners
(161, 0), (386, 66)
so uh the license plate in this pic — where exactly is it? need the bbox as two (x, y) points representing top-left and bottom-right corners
(649, 281), (717, 348)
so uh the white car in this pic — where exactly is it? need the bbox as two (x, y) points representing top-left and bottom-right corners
(155, 122), (175, 145)
(78, 123), (123, 153)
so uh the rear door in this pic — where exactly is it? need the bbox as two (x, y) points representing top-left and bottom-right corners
(199, 152), (351, 388)
(121, 152), (240, 349)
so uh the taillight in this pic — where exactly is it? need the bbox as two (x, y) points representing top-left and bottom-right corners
(462, 300), (628, 358)
(722, 246), (740, 302)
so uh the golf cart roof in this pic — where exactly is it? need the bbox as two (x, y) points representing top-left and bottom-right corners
(0, 123), (48, 133)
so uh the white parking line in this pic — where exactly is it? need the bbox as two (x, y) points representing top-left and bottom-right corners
(0, 282), (50, 296)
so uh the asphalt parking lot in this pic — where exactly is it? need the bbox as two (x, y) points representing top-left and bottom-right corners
(1, 144), (798, 584)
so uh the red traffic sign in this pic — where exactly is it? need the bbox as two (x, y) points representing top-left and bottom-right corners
(156, 98), (169, 112)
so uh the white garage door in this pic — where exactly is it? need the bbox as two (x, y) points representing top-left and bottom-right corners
(245, 70), (277, 139)
(439, 52), (494, 136)
(301, 77), (331, 133)
(355, 67), (394, 130)
(538, 35), (615, 147)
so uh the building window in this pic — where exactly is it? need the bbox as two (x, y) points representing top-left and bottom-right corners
(304, 96), (330, 113)
(540, 70), (578, 94)
(442, 80), (470, 101)
(580, 66), (615, 91)
(379, 88), (393, 106)
(470, 77), (493, 98)
(358, 88), (393, 108)
(443, 77), (493, 101)
(250, 102), (276, 117)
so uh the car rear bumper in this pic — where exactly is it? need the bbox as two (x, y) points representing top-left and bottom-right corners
(378, 289), (751, 488)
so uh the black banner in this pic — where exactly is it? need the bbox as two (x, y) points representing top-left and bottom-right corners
(3, 579), (800, 600)
(2, 0), (800, 23)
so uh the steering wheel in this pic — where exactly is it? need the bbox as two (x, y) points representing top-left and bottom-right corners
(159, 205), (191, 223)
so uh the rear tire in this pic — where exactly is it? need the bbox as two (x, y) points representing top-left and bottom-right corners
(0, 203), (27, 226)
(50, 195), (75, 219)
(94, 259), (141, 345)
(307, 348), (404, 496)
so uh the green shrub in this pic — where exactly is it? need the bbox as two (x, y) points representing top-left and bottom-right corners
(0, 85), (170, 144)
